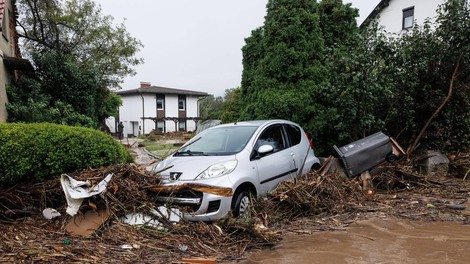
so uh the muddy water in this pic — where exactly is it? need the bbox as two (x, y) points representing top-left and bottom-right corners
(240, 218), (470, 264)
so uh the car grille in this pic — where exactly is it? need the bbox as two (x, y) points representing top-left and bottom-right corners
(155, 190), (203, 213)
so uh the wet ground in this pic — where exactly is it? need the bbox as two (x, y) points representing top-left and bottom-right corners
(240, 217), (470, 264)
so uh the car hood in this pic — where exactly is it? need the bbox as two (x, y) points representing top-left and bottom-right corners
(156, 155), (237, 181)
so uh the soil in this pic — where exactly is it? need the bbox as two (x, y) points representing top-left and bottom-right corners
(1, 143), (469, 264)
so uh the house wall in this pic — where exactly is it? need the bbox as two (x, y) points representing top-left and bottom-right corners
(117, 92), (202, 135)
(118, 94), (155, 137)
(0, 0), (15, 122)
(186, 95), (199, 132)
(377, 0), (446, 33)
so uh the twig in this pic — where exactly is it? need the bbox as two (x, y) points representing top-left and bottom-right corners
(407, 53), (463, 156)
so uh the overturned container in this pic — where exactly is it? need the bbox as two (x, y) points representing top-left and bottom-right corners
(334, 132), (396, 178)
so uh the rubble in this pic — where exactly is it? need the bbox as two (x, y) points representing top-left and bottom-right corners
(0, 152), (470, 263)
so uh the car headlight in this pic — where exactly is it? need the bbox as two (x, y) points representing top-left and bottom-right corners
(153, 160), (166, 173)
(196, 160), (237, 180)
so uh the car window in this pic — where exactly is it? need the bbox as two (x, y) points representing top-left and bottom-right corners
(284, 124), (302, 147)
(256, 125), (285, 152)
(179, 126), (258, 155)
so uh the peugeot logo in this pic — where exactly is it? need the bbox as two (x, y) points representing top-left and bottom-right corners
(169, 172), (182, 181)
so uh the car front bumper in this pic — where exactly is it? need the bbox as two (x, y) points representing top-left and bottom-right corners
(155, 187), (234, 221)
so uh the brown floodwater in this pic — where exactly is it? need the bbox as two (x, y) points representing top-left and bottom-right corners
(239, 218), (470, 264)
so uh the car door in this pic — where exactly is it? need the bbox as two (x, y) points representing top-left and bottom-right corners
(283, 123), (308, 176)
(252, 124), (297, 194)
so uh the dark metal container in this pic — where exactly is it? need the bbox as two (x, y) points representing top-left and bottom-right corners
(333, 132), (393, 177)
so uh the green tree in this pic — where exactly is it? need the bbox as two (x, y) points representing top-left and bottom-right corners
(7, 51), (122, 128)
(199, 95), (224, 121)
(8, 0), (141, 127)
(16, 0), (143, 88)
(240, 0), (328, 127)
(240, 0), (359, 153)
(352, 0), (470, 153)
(221, 87), (242, 123)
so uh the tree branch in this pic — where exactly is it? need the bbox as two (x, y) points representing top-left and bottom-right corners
(406, 52), (463, 156)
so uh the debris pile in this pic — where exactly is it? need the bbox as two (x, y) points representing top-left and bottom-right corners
(253, 171), (363, 222)
(449, 152), (470, 179)
(1, 152), (470, 262)
(0, 164), (280, 263)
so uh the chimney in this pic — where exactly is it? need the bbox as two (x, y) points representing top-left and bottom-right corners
(140, 82), (151, 88)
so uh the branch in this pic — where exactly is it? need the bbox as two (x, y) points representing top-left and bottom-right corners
(406, 53), (463, 156)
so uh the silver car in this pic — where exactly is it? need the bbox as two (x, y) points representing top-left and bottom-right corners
(153, 119), (321, 221)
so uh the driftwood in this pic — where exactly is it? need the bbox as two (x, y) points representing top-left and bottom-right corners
(149, 183), (233, 197)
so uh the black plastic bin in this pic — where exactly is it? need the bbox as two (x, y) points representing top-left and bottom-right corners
(333, 132), (394, 177)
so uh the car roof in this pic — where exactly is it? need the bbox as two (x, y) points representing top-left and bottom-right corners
(212, 119), (296, 129)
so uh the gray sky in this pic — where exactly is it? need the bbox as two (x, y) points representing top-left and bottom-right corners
(96, 0), (379, 96)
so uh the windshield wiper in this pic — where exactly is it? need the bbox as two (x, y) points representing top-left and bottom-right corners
(174, 150), (207, 156)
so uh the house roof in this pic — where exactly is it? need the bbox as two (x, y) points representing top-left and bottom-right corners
(115, 85), (209, 97)
(360, 0), (391, 29)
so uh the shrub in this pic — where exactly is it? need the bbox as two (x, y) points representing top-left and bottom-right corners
(0, 123), (132, 184)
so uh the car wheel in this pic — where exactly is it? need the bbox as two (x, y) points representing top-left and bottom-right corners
(232, 190), (251, 218)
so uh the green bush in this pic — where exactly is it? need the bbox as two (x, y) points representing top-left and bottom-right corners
(0, 123), (132, 184)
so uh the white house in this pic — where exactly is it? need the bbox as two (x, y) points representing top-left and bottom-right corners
(114, 82), (208, 136)
(360, 0), (447, 33)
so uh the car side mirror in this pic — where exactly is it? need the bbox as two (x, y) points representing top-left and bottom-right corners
(250, 144), (274, 161)
(258, 144), (274, 154)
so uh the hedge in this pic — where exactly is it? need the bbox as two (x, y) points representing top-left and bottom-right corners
(0, 122), (132, 184)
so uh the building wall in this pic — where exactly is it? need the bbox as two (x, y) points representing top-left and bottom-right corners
(0, 0), (15, 122)
(118, 92), (202, 135)
(377, 0), (446, 33)
(186, 95), (200, 132)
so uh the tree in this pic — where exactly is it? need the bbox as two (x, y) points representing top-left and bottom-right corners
(386, 0), (470, 152)
(221, 87), (242, 123)
(8, 0), (141, 127)
(350, 0), (470, 153)
(199, 95), (224, 121)
(240, 0), (328, 128)
(16, 0), (143, 89)
(240, 0), (360, 153)
(7, 50), (122, 127)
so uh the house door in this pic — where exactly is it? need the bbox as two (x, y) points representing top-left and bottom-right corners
(131, 121), (139, 137)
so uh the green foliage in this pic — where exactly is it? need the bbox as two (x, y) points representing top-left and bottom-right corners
(7, 51), (121, 127)
(240, 0), (328, 124)
(239, 0), (470, 154)
(0, 123), (132, 185)
(17, 0), (143, 88)
(8, 0), (138, 127)
(221, 87), (242, 123)
(359, 0), (470, 151)
(240, 0), (359, 154)
(199, 95), (224, 121)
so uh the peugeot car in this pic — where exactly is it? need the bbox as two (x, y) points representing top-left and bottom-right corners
(152, 120), (321, 221)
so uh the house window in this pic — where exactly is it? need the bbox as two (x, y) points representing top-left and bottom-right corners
(157, 121), (165, 132)
(156, 95), (164, 110)
(178, 121), (186, 131)
(178, 95), (186, 111)
(402, 7), (414, 29)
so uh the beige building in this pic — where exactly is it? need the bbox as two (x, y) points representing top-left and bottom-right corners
(0, 0), (31, 122)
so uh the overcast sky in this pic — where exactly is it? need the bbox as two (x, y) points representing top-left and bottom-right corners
(96, 0), (379, 96)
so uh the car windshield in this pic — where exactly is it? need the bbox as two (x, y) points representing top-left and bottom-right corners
(175, 126), (258, 156)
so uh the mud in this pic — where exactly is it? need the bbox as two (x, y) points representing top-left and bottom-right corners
(240, 218), (470, 264)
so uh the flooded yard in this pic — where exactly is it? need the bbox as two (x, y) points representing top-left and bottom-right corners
(240, 218), (470, 264)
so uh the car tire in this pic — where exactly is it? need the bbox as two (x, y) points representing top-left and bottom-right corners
(232, 190), (251, 218)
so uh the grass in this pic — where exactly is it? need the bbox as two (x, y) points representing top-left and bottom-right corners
(140, 140), (180, 159)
